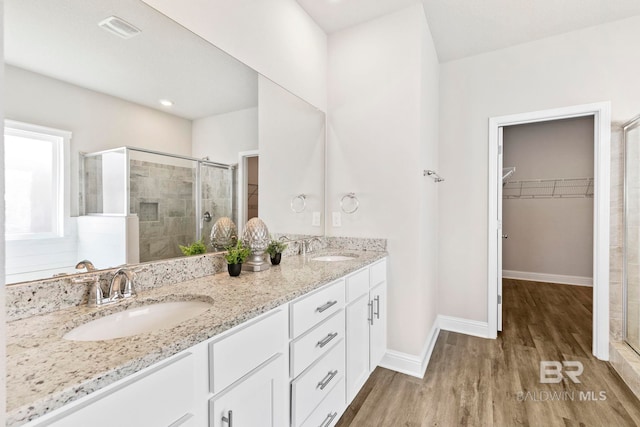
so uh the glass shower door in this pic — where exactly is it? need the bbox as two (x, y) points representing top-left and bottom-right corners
(625, 117), (640, 353)
(199, 162), (235, 251)
(128, 150), (198, 262)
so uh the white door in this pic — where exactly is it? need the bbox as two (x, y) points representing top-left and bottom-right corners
(346, 294), (370, 402)
(369, 282), (386, 372)
(497, 126), (504, 332)
(210, 354), (287, 427)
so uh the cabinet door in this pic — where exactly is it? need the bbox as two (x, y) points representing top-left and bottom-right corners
(369, 281), (387, 372)
(209, 354), (287, 427)
(346, 293), (370, 402)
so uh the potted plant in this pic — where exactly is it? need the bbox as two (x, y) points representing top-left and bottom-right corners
(266, 239), (288, 265)
(224, 240), (251, 276)
(179, 239), (207, 256)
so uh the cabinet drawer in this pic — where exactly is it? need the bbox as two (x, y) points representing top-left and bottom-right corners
(346, 268), (369, 303)
(290, 279), (345, 338)
(209, 309), (287, 394)
(300, 377), (345, 427)
(291, 310), (345, 378)
(370, 259), (387, 287)
(291, 340), (345, 427)
(43, 353), (195, 427)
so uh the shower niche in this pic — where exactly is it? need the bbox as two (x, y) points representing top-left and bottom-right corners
(80, 147), (235, 265)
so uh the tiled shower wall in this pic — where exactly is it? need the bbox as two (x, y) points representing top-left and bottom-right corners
(130, 160), (196, 262)
(626, 125), (640, 347)
(609, 123), (640, 401)
(129, 160), (233, 262)
(611, 124), (624, 341)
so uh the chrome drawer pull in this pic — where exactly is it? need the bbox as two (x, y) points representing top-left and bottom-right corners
(374, 295), (380, 319)
(319, 411), (338, 427)
(316, 300), (337, 313)
(368, 300), (374, 325)
(222, 410), (233, 426)
(317, 332), (338, 348)
(317, 370), (338, 390)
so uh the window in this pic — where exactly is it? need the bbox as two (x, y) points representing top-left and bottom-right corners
(4, 120), (70, 240)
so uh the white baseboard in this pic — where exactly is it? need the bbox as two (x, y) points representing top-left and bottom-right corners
(380, 315), (493, 378)
(379, 320), (440, 379)
(438, 315), (490, 339)
(503, 270), (593, 287)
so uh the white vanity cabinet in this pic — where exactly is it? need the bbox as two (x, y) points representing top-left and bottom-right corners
(345, 259), (387, 402)
(208, 309), (289, 427)
(21, 256), (388, 427)
(369, 260), (387, 372)
(29, 352), (197, 427)
(289, 279), (346, 427)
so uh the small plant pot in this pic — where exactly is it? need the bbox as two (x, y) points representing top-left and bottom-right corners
(228, 263), (242, 277)
(270, 253), (282, 265)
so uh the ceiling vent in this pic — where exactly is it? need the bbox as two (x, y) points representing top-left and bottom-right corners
(98, 16), (141, 39)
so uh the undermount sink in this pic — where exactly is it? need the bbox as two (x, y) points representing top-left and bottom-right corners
(311, 255), (356, 262)
(63, 300), (212, 341)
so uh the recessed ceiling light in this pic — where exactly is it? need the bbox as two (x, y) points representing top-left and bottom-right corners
(159, 99), (174, 107)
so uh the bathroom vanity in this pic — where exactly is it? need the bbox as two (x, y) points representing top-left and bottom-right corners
(6, 251), (387, 427)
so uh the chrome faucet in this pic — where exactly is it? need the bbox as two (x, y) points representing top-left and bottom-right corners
(75, 260), (96, 272)
(76, 268), (137, 307)
(109, 268), (136, 301)
(304, 237), (323, 255)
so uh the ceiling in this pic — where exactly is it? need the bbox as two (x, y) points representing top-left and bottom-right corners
(4, 0), (258, 120)
(296, 0), (640, 62)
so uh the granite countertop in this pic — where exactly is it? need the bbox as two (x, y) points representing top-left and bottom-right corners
(6, 250), (387, 426)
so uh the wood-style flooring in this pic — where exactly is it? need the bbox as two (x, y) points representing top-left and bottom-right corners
(337, 279), (640, 426)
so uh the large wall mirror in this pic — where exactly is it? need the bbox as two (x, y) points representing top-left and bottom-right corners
(4, 0), (325, 284)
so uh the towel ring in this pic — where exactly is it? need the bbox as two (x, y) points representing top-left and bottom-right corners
(340, 193), (359, 214)
(290, 194), (306, 213)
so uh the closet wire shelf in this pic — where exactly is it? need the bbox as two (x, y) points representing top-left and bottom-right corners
(503, 178), (594, 199)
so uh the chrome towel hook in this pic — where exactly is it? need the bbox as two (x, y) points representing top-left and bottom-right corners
(424, 170), (444, 183)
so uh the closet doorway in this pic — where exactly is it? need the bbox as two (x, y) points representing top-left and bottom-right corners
(488, 102), (611, 360)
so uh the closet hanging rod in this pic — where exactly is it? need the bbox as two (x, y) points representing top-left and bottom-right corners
(424, 170), (444, 183)
(503, 177), (594, 199)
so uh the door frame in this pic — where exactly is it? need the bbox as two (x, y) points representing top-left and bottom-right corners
(237, 150), (259, 236)
(487, 101), (611, 360)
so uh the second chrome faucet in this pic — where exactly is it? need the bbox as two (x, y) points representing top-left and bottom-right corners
(87, 268), (136, 307)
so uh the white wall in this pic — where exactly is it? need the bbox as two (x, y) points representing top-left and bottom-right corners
(142, 0), (327, 112)
(259, 76), (325, 236)
(327, 4), (440, 356)
(439, 16), (640, 322)
(5, 65), (193, 158)
(192, 107), (258, 164)
(503, 117), (594, 280)
(77, 216), (136, 270)
(5, 65), (193, 214)
(0, 0), (7, 421)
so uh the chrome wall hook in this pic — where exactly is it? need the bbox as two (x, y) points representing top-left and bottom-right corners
(424, 170), (444, 183)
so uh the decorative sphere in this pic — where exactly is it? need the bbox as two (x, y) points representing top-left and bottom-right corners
(242, 218), (270, 254)
(210, 217), (237, 249)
